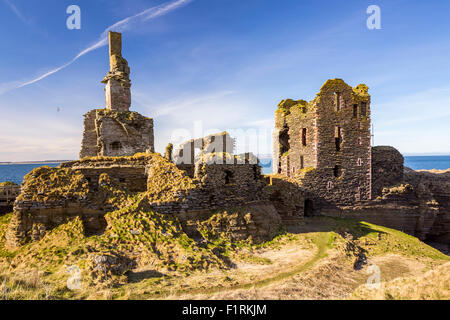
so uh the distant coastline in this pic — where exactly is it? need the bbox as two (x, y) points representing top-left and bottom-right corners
(0, 160), (73, 165)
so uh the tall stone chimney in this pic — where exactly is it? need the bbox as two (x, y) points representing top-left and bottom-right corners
(101, 31), (131, 111)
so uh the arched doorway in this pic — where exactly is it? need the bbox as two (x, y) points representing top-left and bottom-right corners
(304, 199), (314, 217)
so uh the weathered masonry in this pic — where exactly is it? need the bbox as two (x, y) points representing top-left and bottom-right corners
(80, 32), (154, 158)
(0, 182), (20, 214)
(273, 79), (372, 207)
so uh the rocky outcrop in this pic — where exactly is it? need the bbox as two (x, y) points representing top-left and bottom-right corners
(372, 146), (404, 198)
(89, 252), (136, 281)
(322, 172), (449, 243)
(404, 169), (450, 243)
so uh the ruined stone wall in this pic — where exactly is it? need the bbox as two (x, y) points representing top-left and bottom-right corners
(75, 167), (147, 193)
(273, 79), (372, 208)
(264, 175), (306, 217)
(196, 162), (264, 199)
(273, 99), (317, 176)
(5, 167), (104, 247)
(79, 109), (154, 158)
(322, 202), (432, 238)
(310, 80), (372, 205)
(319, 168), (450, 243)
(102, 32), (131, 112)
(372, 146), (404, 198)
(176, 202), (283, 243)
(0, 183), (20, 215)
(0, 183), (20, 205)
(7, 155), (155, 247)
(174, 132), (236, 166)
(79, 110), (99, 158)
(146, 160), (266, 214)
(62, 156), (149, 192)
(79, 32), (154, 159)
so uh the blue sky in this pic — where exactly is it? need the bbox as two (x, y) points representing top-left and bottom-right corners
(1, 0), (450, 161)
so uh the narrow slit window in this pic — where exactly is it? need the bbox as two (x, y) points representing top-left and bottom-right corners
(335, 126), (342, 152)
(335, 92), (342, 111)
(353, 104), (358, 118)
(360, 102), (367, 117)
(302, 128), (307, 146)
(333, 165), (342, 178)
(300, 156), (304, 169)
(224, 170), (234, 184)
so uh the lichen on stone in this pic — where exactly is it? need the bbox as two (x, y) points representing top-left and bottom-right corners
(0, 181), (18, 187)
(17, 167), (89, 203)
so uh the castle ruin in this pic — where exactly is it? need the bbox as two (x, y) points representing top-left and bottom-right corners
(273, 79), (372, 208)
(272, 79), (449, 243)
(4, 33), (449, 249)
(79, 32), (154, 158)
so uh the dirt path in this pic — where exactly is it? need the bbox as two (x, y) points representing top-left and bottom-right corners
(147, 232), (334, 300)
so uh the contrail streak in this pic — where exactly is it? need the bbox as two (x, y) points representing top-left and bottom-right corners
(3, 0), (28, 25)
(3, 0), (193, 93)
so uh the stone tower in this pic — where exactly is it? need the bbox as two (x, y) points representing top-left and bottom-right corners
(273, 79), (372, 208)
(79, 32), (154, 159)
(102, 32), (131, 111)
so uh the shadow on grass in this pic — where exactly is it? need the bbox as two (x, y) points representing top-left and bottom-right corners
(289, 216), (388, 241)
(126, 270), (165, 283)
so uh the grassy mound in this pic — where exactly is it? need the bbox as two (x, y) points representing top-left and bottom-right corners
(324, 217), (448, 261)
(17, 167), (89, 203)
(0, 211), (448, 300)
(352, 262), (450, 300)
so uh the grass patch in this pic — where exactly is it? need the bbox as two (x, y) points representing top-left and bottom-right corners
(0, 213), (15, 258)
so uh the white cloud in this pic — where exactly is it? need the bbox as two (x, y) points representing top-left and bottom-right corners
(0, 113), (81, 161)
(0, 0), (194, 95)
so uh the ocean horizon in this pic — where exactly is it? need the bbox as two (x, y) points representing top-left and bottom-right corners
(0, 155), (449, 185)
(260, 155), (450, 174)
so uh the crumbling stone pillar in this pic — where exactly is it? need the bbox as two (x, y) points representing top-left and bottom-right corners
(102, 32), (131, 112)
(79, 32), (154, 158)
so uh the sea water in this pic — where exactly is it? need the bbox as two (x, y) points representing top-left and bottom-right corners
(0, 163), (60, 185)
(259, 155), (450, 175)
(0, 156), (449, 184)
